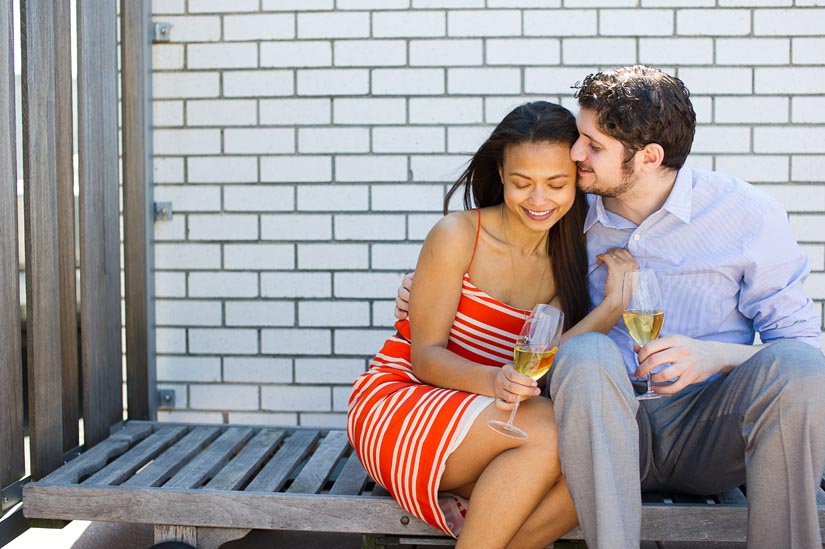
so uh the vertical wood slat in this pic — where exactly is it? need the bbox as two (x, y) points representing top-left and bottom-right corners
(121, 0), (156, 420)
(77, 0), (123, 447)
(20, 0), (64, 480)
(0, 0), (25, 489)
(54, 0), (79, 453)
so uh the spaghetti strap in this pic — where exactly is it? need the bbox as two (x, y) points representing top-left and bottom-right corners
(466, 209), (482, 273)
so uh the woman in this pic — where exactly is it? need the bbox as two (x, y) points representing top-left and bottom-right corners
(347, 102), (634, 548)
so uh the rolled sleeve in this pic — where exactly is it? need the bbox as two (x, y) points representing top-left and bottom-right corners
(739, 200), (821, 348)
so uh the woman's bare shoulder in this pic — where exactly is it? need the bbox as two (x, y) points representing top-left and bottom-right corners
(419, 210), (480, 270)
(427, 210), (479, 244)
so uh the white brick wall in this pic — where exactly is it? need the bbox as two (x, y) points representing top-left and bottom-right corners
(152, 1), (825, 427)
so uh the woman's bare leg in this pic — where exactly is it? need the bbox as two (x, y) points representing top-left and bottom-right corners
(439, 396), (562, 548)
(506, 476), (577, 548)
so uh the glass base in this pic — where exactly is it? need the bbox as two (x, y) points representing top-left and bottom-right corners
(487, 419), (528, 439)
(637, 390), (662, 400)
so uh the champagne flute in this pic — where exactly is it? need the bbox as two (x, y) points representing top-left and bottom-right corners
(488, 304), (564, 439)
(622, 269), (665, 400)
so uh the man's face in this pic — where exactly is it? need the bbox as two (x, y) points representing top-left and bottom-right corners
(570, 108), (638, 198)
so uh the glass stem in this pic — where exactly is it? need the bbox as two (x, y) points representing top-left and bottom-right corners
(506, 399), (520, 426)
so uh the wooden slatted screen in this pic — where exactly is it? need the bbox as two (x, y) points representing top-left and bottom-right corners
(77, 0), (123, 448)
(54, 0), (80, 453)
(0, 0), (25, 489)
(20, 0), (65, 480)
(121, 0), (157, 420)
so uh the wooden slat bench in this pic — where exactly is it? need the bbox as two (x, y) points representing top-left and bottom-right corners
(22, 421), (825, 548)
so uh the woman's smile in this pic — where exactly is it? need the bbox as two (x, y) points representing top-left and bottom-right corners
(522, 206), (556, 222)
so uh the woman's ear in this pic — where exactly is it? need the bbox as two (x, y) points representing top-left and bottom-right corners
(498, 163), (504, 185)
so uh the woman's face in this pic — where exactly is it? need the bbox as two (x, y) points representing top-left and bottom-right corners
(498, 141), (577, 233)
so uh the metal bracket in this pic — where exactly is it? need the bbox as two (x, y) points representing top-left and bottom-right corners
(158, 388), (176, 408)
(154, 201), (173, 222)
(152, 22), (172, 43)
(1, 477), (28, 515)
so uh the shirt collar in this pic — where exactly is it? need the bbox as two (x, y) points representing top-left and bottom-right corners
(660, 166), (693, 224)
(582, 166), (694, 233)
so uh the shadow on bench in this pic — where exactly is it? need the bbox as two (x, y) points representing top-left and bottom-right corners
(22, 421), (825, 549)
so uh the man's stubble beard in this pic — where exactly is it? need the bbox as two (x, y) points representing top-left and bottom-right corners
(576, 160), (637, 198)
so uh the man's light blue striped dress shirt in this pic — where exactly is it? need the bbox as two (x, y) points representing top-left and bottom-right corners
(585, 166), (822, 376)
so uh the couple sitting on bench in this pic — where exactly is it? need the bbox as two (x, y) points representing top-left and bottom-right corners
(346, 65), (825, 549)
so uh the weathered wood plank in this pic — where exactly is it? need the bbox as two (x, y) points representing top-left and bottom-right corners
(20, 0), (64, 481)
(245, 430), (320, 493)
(77, 0), (122, 448)
(53, 0), (79, 452)
(39, 423), (153, 485)
(205, 429), (286, 491)
(121, 0), (156, 421)
(329, 452), (369, 496)
(289, 431), (350, 494)
(0, 0), (25, 490)
(123, 427), (220, 488)
(26, 485), (810, 542)
(23, 485), (443, 535)
(164, 427), (254, 489)
(83, 426), (188, 486)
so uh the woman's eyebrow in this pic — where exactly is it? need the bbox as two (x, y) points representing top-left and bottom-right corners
(510, 171), (571, 181)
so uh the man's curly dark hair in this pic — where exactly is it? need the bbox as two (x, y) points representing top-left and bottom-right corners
(573, 65), (696, 171)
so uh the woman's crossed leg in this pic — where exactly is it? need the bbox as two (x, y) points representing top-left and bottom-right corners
(440, 396), (577, 548)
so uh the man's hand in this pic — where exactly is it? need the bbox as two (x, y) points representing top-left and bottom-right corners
(492, 363), (541, 411)
(635, 335), (739, 394)
(394, 272), (414, 320)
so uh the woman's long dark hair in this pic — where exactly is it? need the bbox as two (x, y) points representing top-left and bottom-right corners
(444, 101), (589, 330)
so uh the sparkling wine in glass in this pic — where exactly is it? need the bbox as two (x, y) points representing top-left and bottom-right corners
(622, 269), (664, 400)
(488, 304), (564, 439)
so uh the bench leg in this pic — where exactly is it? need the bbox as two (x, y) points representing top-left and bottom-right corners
(154, 525), (251, 549)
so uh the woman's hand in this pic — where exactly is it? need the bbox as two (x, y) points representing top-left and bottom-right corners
(492, 363), (541, 411)
(394, 272), (414, 320)
(595, 247), (638, 311)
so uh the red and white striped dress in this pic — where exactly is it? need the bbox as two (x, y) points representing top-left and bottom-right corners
(347, 218), (530, 537)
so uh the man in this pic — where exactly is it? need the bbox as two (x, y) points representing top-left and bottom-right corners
(396, 65), (825, 547)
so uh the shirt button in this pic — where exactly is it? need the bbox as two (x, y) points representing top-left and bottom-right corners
(633, 234), (641, 241)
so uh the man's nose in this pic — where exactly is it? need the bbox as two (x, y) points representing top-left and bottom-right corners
(570, 138), (586, 162)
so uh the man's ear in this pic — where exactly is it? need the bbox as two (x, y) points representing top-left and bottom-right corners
(638, 143), (665, 173)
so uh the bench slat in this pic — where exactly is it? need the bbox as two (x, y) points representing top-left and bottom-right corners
(288, 431), (350, 494)
(372, 484), (390, 497)
(205, 429), (286, 491)
(716, 487), (747, 505)
(40, 423), (153, 485)
(121, 427), (219, 487)
(245, 430), (320, 493)
(31, 484), (815, 542)
(83, 426), (189, 486)
(164, 427), (255, 490)
(330, 452), (369, 496)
